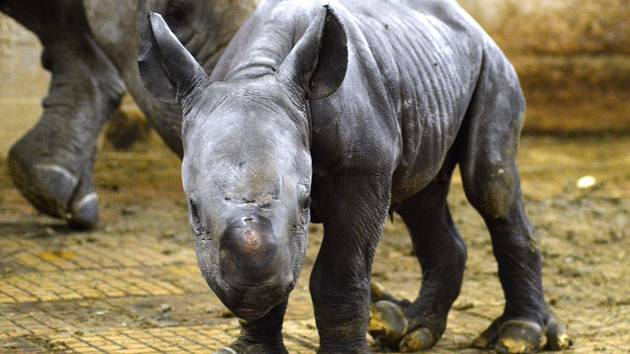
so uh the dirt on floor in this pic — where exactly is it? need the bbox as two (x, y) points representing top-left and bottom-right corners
(0, 135), (629, 353)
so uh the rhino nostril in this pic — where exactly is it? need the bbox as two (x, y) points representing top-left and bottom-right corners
(242, 216), (254, 223)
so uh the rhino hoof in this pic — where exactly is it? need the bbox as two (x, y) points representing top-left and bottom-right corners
(474, 315), (572, 354)
(369, 299), (440, 352)
(369, 300), (409, 347)
(68, 192), (99, 230)
(8, 161), (77, 218)
(8, 157), (99, 230)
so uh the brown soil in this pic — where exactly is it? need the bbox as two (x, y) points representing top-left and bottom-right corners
(0, 134), (629, 353)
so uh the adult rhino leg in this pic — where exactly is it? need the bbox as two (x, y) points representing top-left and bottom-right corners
(369, 151), (467, 352)
(459, 47), (571, 353)
(3, 0), (125, 229)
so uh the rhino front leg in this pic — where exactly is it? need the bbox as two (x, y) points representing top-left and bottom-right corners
(369, 152), (467, 352)
(310, 175), (391, 353)
(3, 0), (125, 229)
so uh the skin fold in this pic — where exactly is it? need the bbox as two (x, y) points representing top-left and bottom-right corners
(1, 0), (257, 229)
(138, 1), (571, 353)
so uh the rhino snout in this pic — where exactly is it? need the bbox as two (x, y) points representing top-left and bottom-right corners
(219, 214), (292, 290)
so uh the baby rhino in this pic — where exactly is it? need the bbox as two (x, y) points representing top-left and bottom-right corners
(138, 0), (571, 353)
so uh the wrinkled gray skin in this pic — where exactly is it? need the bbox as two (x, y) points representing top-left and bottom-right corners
(0, 0), (256, 229)
(139, 1), (572, 354)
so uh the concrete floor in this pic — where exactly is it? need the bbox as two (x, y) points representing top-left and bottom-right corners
(1, 135), (629, 353)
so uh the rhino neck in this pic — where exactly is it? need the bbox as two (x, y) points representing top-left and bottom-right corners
(210, 1), (328, 83)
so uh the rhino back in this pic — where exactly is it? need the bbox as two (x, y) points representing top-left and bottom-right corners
(210, 1), (496, 199)
(348, 0), (487, 200)
(313, 0), (487, 199)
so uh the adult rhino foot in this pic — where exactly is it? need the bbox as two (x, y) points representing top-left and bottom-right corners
(473, 313), (572, 353)
(214, 348), (237, 354)
(215, 338), (288, 354)
(67, 183), (99, 230)
(8, 154), (99, 230)
(368, 283), (440, 352)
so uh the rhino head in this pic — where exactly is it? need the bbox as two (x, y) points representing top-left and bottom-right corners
(138, 8), (347, 319)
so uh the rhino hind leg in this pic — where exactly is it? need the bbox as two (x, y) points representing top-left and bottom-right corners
(457, 45), (571, 353)
(4, 0), (125, 229)
(369, 151), (466, 352)
(460, 155), (571, 354)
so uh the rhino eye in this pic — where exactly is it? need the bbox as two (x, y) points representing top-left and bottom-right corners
(166, 1), (189, 25)
(298, 185), (311, 212)
(302, 196), (311, 212)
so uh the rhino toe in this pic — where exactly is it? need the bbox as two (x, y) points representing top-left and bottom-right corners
(68, 192), (99, 230)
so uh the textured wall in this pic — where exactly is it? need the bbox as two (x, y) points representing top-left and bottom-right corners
(1, 0), (629, 151)
(0, 12), (49, 155)
(459, 0), (630, 132)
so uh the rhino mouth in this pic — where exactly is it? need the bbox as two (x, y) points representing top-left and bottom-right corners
(232, 307), (271, 321)
(210, 274), (294, 321)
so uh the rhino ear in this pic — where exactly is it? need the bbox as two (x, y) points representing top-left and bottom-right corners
(138, 12), (206, 104)
(278, 5), (348, 100)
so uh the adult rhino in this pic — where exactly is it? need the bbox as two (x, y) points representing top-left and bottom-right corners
(0, 0), (257, 229)
(139, 0), (572, 353)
